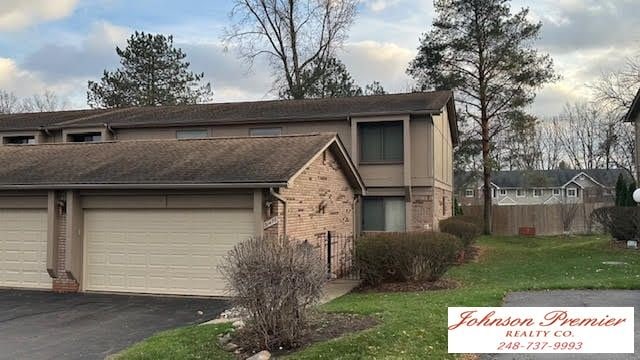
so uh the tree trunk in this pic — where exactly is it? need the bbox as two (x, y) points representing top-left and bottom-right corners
(482, 132), (493, 235)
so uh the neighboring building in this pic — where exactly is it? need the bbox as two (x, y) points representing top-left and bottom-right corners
(456, 169), (631, 207)
(624, 87), (640, 182)
(0, 92), (458, 295)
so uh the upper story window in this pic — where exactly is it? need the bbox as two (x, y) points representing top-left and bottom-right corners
(533, 189), (543, 197)
(177, 129), (208, 139)
(553, 189), (561, 196)
(359, 122), (403, 163)
(516, 189), (525, 197)
(250, 127), (282, 136)
(465, 189), (475, 198)
(68, 132), (102, 143)
(499, 189), (507, 196)
(567, 188), (578, 197)
(362, 196), (406, 232)
(3, 136), (35, 145)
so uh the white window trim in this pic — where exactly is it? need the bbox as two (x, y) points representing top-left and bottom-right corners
(553, 189), (561, 196)
(465, 189), (475, 198)
(567, 188), (578, 198)
(499, 189), (507, 196)
(533, 189), (543, 197)
(516, 189), (525, 197)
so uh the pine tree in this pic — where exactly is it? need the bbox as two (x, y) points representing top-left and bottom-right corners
(88, 32), (212, 108)
(407, 0), (557, 234)
(615, 174), (627, 206)
(626, 181), (637, 207)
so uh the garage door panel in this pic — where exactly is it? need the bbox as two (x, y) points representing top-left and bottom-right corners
(85, 208), (254, 296)
(0, 209), (50, 289)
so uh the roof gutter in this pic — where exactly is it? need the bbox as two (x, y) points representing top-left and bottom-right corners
(0, 182), (288, 190)
(270, 188), (287, 238)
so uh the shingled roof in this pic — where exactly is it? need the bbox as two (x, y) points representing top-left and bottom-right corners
(455, 169), (633, 189)
(0, 91), (456, 135)
(0, 133), (364, 191)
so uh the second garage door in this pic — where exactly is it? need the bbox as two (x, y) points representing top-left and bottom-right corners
(84, 208), (254, 296)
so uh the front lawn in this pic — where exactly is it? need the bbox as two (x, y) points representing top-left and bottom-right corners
(115, 235), (640, 360)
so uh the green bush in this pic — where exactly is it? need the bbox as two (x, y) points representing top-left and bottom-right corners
(451, 215), (483, 227)
(592, 207), (640, 241)
(356, 232), (462, 286)
(439, 217), (482, 247)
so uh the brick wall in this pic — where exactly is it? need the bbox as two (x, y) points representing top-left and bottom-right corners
(264, 149), (355, 244)
(433, 187), (453, 230)
(409, 187), (453, 231)
(410, 187), (434, 231)
(52, 201), (79, 293)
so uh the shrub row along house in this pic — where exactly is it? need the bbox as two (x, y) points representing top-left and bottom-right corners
(0, 92), (457, 296)
(456, 169), (631, 207)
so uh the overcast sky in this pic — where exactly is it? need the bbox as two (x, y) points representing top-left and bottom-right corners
(0, 0), (638, 117)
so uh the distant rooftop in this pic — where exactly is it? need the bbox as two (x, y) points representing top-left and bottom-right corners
(455, 169), (633, 189)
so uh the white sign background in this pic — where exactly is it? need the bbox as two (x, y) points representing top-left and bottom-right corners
(448, 307), (634, 354)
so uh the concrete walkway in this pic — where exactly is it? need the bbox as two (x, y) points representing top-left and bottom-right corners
(319, 279), (360, 304)
(481, 290), (640, 360)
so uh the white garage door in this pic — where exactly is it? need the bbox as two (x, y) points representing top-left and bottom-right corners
(84, 208), (254, 296)
(0, 209), (50, 289)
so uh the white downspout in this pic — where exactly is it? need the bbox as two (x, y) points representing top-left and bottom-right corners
(270, 188), (287, 238)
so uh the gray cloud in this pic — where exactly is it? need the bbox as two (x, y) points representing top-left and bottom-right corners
(535, 0), (640, 54)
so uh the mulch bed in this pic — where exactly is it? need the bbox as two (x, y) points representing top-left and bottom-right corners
(356, 278), (460, 293)
(232, 312), (379, 358)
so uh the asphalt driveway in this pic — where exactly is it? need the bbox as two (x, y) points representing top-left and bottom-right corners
(0, 289), (228, 360)
(481, 290), (640, 360)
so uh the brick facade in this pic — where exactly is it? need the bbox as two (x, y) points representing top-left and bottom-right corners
(433, 187), (453, 230)
(263, 149), (355, 244)
(409, 186), (452, 231)
(52, 203), (79, 293)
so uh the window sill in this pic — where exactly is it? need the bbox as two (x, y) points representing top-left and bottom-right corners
(359, 161), (404, 165)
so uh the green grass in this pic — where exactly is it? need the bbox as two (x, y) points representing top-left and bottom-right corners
(115, 235), (640, 360)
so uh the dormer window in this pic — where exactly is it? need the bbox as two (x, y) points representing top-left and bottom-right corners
(3, 136), (35, 145)
(68, 132), (102, 143)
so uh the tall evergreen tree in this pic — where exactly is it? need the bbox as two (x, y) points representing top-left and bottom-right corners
(88, 32), (212, 108)
(407, 0), (557, 234)
(615, 174), (627, 206)
(627, 180), (637, 207)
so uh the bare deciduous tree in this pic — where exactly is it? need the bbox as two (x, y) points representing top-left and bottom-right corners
(0, 90), (20, 114)
(224, 0), (358, 99)
(21, 90), (68, 112)
(592, 55), (640, 115)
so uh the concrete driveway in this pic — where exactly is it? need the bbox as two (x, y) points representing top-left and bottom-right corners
(0, 289), (228, 360)
(481, 290), (640, 360)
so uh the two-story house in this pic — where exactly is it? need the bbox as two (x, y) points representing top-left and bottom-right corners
(456, 169), (630, 207)
(0, 92), (458, 296)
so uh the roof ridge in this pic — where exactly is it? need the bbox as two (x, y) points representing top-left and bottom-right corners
(0, 132), (336, 148)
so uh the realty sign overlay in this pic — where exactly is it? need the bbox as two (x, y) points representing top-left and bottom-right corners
(448, 307), (634, 354)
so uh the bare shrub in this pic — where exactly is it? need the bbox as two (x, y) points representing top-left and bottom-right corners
(439, 218), (482, 248)
(219, 236), (326, 351)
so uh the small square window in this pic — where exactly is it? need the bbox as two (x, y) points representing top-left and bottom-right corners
(516, 189), (525, 197)
(533, 189), (543, 197)
(499, 189), (507, 196)
(250, 127), (282, 136)
(553, 189), (561, 196)
(177, 129), (208, 139)
(567, 188), (577, 197)
(465, 189), (475, 198)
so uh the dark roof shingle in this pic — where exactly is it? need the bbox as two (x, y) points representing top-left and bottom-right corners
(0, 91), (453, 131)
(0, 133), (341, 187)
